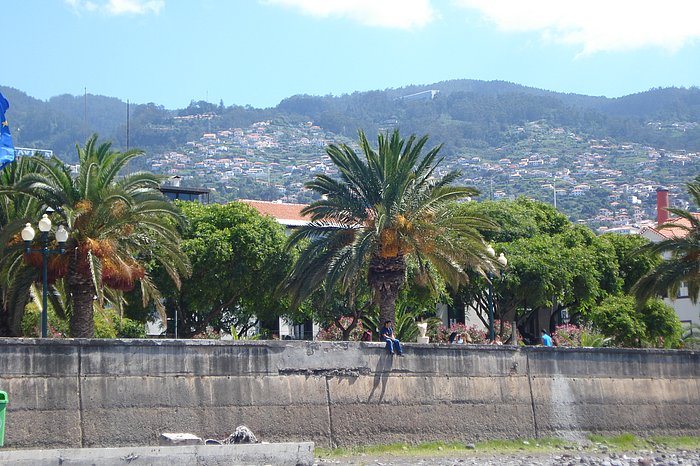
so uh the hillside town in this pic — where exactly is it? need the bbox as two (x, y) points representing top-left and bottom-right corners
(150, 118), (700, 233)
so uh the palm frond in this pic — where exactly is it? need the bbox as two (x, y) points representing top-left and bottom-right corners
(284, 129), (491, 320)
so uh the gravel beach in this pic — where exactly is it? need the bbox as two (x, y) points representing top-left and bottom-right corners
(315, 448), (700, 465)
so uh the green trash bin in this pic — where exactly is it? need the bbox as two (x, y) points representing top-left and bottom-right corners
(0, 391), (7, 447)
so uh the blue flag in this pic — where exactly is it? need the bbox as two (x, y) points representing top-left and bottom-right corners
(0, 92), (15, 170)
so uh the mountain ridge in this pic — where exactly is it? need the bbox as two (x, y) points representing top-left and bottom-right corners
(1, 79), (699, 160)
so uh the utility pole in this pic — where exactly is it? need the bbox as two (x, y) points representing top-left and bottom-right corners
(84, 87), (88, 137)
(126, 99), (130, 150)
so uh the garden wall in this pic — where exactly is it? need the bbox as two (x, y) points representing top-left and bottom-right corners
(0, 338), (698, 449)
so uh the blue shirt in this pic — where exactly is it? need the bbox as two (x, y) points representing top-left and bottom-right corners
(541, 333), (553, 347)
(380, 325), (394, 339)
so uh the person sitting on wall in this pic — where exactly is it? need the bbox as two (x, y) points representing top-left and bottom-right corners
(541, 329), (553, 347)
(449, 331), (458, 344)
(380, 320), (403, 356)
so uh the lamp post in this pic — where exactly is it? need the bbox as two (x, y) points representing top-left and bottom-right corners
(22, 214), (69, 338)
(486, 245), (507, 342)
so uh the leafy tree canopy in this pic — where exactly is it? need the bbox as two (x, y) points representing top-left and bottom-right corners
(599, 233), (659, 293)
(584, 295), (681, 348)
(499, 225), (620, 318)
(163, 201), (294, 337)
(454, 196), (570, 243)
(451, 198), (642, 339)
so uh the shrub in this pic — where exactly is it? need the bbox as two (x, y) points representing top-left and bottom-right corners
(585, 295), (682, 348)
(22, 300), (149, 339)
(493, 320), (514, 342)
(362, 302), (421, 341)
(585, 295), (646, 347)
(192, 327), (222, 339)
(465, 324), (488, 344)
(317, 316), (365, 341)
(116, 317), (147, 338)
(428, 322), (488, 344)
(553, 324), (582, 347)
(22, 303), (69, 338)
(580, 327), (611, 347)
(640, 298), (682, 348)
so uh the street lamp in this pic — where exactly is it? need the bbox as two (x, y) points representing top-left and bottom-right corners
(486, 246), (507, 342)
(22, 214), (69, 338)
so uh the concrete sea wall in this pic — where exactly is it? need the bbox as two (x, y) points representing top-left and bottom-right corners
(0, 338), (698, 449)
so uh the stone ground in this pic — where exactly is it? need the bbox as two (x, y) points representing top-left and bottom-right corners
(314, 448), (700, 465)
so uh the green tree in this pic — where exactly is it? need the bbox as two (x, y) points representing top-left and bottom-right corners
(634, 176), (700, 304)
(585, 295), (646, 347)
(455, 196), (570, 243)
(10, 135), (191, 337)
(165, 201), (294, 337)
(640, 298), (682, 347)
(449, 197), (572, 335)
(302, 281), (373, 341)
(474, 225), (620, 338)
(599, 233), (660, 293)
(585, 295), (681, 347)
(284, 130), (496, 324)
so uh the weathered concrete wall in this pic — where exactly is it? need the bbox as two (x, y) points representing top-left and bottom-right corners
(0, 442), (315, 466)
(0, 339), (698, 449)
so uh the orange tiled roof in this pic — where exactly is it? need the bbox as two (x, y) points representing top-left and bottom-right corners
(645, 213), (700, 239)
(239, 199), (310, 227)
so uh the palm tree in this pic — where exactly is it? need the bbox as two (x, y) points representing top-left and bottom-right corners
(11, 135), (191, 337)
(634, 177), (700, 305)
(284, 129), (496, 325)
(0, 157), (46, 335)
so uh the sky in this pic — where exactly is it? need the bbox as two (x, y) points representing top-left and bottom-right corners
(3, 0), (700, 109)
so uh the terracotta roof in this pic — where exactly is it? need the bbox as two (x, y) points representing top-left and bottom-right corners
(239, 199), (310, 227)
(643, 213), (700, 239)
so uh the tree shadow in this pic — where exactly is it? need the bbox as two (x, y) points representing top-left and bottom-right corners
(367, 352), (394, 403)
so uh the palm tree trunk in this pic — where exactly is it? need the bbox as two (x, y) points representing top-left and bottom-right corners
(68, 277), (95, 338)
(368, 255), (406, 325)
(0, 317), (14, 337)
(67, 254), (96, 338)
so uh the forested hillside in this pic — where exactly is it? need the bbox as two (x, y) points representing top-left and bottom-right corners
(2, 80), (699, 162)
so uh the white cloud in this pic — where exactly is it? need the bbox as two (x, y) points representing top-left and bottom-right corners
(66, 0), (164, 16)
(265, 0), (435, 30)
(106, 0), (164, 15)
(453, 0), (700, 54)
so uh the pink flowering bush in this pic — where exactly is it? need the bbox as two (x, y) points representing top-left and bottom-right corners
(428, 322), (488, 344)
(464, 324), (488, 343)
(492, 320), (514, 342)
(553, 324), (582, 347)
(317, 316), (366, 341)
(192, 327), (223, 340)
(427, 319), (520, 344)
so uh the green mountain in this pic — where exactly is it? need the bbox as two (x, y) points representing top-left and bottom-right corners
(2, 80), (700, 162)
(4, 80), (700, 228)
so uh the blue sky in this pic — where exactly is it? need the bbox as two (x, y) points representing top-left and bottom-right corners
(3, 0), (700, 109)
